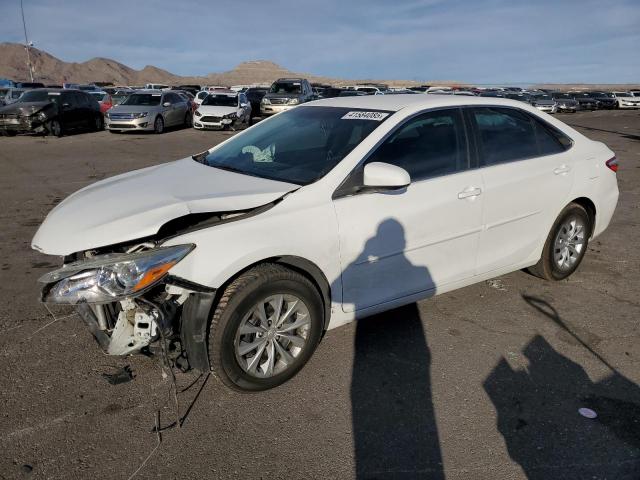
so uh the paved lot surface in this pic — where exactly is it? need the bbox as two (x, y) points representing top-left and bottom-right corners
(0, 111), (639, 480)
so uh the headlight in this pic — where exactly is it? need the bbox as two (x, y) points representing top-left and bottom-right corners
(37, 112), (47, 121)
(223, 112), (237, 119)
(288, 98), (299, 105)
(194, 110), (202, 117)
(261, 98), (270, 104)
(105, 112), (110, 118)
(133, 112), (149, 119)
(39, 244), (194, 304)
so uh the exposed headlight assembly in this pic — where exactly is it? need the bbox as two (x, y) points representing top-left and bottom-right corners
(194, 110), (202, 117)
(223, 112), (237, 119)
(39, 244), (194, 304)
(37, 112), (47, 121)
(288, 98), (300, 105)
(261, 97), (270, 105)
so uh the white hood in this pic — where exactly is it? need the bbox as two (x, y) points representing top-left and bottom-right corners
(32, 158), (298, 256)
(197, 105), (238, 117)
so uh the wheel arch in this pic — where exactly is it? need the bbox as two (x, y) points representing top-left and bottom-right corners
(570, 196), (596, 237)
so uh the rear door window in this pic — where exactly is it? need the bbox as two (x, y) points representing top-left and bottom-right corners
(470, 107), (539, 166)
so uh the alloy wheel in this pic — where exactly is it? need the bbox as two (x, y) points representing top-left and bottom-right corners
(234, 294), (311, 378)
(553, 216), (586, 271)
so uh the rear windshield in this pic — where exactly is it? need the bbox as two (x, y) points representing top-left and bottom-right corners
(196, 106), (390, 185)
(202, 95), (237, 107)
(121, 94), (162, 106)
(269, 81), (302, 95)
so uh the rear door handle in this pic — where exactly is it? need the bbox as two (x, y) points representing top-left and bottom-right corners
(458, 187), (482, 199)
(553, 165), (571, 175)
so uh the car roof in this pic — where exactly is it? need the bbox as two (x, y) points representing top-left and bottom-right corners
(307, 93), (539, 112)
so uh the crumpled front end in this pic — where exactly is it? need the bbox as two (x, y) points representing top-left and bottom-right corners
(37, 241), (214, 371)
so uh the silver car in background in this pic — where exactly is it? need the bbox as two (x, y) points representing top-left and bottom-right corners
(105, 90), (192, 134)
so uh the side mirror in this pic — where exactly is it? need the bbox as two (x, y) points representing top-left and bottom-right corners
(240, 103), (247, 107)
(363, 162), (411, 190)
(163, 101), (171, 107)
(62, 103), (71, 109)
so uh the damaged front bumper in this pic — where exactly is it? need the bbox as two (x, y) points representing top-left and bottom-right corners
(0, 115), (48, 134)
(37, 244), (214, 371)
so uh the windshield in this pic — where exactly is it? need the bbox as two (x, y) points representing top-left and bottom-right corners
(19, 90), (61, 103)
(269, 82), (301, 95)
(111, 94), (129, 105)
(197, 92), (209, 100)
(202, 95), (237, 107)
(90, 92), (108, 101)
(121, 93), (162, 106)
(615, 92), (631, 97)
(197, 106), (390, 185)
(11, 90), (25, 99)
(553, 93), (572, 99)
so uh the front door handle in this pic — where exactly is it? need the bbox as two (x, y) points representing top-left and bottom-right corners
(553, 165), (571, 175)
(458, 187), (482, 199)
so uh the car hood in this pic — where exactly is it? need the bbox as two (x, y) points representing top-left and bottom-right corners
(32, 157), (299, 256)
(197, 105), (238, 116)
(0, 101), (55, 116)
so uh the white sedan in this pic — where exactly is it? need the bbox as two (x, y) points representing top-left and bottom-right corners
(32, 95), (619, 391)
(193, 91), (251, 130)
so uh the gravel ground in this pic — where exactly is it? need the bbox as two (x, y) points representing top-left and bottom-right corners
(0, 110), (639, 480)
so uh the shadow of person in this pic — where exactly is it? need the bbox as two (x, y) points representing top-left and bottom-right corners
(483, 296), (640, 480)
(337, 219), (444, 479)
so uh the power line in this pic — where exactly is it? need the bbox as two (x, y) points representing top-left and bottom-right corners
(20, 0), (34, 82)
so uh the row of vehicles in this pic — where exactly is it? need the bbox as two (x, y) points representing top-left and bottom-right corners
(1, 77), (639, 137)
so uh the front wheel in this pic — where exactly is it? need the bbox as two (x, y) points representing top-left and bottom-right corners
(528, 203), (591, 280)
(208, 264), (323, 391)
(184, 112), (192, 128)
(94, 115), (104, 131)
(47, 119), (63, 137)
(153, 116), (164, 134)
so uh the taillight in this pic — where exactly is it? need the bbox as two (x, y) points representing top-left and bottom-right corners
(605, 156), (618, 173)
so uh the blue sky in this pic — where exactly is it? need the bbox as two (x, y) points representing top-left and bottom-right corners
(1, 0), (638, 84)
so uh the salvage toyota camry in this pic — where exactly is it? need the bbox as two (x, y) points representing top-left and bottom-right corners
(32, 95), (619, 391)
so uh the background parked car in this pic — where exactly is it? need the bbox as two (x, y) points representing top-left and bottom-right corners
(260, 78), (314, 116)
(570, 92), (599, 110)
(88, 91), (113, 114)
(244, 87), (268, 119)
(194, 90), (210, 106)
(612, 91), (640, 109)
(552, 92), (579, 112)
(589, 92), (617, 109)
(110, 90), (133, 107)
(193, 91), (251, 130)
(15, 82), (45, 89)
(530, 93), (557, 113)
(105, 90), (191, 134)
(0, 88), (103, 137)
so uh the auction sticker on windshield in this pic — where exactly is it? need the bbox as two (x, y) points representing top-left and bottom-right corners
(341, 111), (389, 121)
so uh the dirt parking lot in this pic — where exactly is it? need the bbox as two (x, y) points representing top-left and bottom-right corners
(0, 110), (639, 480)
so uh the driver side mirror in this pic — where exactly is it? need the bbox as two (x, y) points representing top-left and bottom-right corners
(163, 101), (171, 107)
(62, 103), (71, 109)
(363, 162), (411, 191)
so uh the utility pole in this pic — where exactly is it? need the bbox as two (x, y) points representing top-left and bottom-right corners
(20, 0), (34, 82)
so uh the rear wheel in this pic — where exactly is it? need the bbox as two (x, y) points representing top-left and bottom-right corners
(528, 203), (591, 280)
(208, 264), (323, 391)
(94, 115), (104, 131)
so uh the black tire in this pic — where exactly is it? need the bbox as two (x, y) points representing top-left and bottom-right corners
(153, 116), (164, 134)
(528, 203), (591, 281)
(208, 264), (323, 391)
(47, 119), (63, 137)
(94, 115), (104, 132)
(109, 130), (121, 134)
(4, 130), (17, 137)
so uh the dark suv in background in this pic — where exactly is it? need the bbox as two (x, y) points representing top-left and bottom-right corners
(0, 88), (102, 137)
(244, 87), (268, 120)
(588, 91), (617, 109)
(570, 92), (600, 110)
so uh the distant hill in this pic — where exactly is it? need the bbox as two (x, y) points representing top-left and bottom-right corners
(0, 42), (460, 88)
